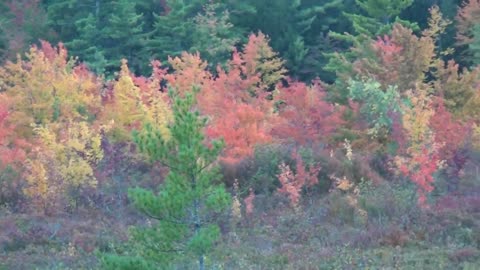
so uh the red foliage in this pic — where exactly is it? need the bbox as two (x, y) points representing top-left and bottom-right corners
(277, 151), (321, 208)
(293, 151), (321, 187)
(411, 148), (438, 206)
(429, 97), (469, 160)
(163, 35), (286, 165)
(372, 35), (403, 65)
(36, 40), (69, 68)
(193, 46), (275, 164)
(132, 60), (170, 103)
(205, 102), (272, 165)
(399, 147), (440, 207)
(272, 79), (344, 146)
(0, 95), (27, 169)
(353, 34), (404, 87)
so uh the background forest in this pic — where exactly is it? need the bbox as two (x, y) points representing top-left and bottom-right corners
(0, 0), (480, 269)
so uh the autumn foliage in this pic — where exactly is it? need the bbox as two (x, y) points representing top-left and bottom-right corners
(456, 0), (480, 47)
(0, 94), (27, 169)
(272, 80), (344, 147)
(0, 8), (477, 214)
(2, 1), (480, 269)
(277, 151), (321, 208)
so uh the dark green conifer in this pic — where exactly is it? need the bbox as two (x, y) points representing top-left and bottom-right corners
(102, 87), (231, 269)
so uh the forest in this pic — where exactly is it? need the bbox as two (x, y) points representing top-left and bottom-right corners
(0, 0), (479, 269)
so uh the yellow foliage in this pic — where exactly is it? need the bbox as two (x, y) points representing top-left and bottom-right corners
(472, 124), (480, 150)
(0, 44), (101, 137)
(24, 156), (49, 202)
(24, 121), (103, 212)
(422, 5), (451, 43)
(331, 175), (355, 192)
(401, 88), (435, 150)
(167, 52), (210, 95)
(390, 25), (436, 93)
(432, 60), (480, 119)
(103, 60), (172, 142)
(330, 175), (368, 225)
(241, 32), (287, 90)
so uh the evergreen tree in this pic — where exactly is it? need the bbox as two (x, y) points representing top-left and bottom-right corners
(324, 0), (417, 102)
(230, 0), (343, 80)
(0, 5), (10, 62)
(102, 87), (231, 269)
(191, 1), (241, 70)
(65, 13), (106, 74)
(301, 0), (354, 82)
(469, 23), (480, 66)
(45, 0), (147, 76)
(45, 0), (113, 72)
(103, 0), (147, 75)
(135, 0), (167, 32)
(44, 0), (101, 43)
(328, 0), (416, 48)
(148, 0), (245, 70)
(148, 0), (206, 61)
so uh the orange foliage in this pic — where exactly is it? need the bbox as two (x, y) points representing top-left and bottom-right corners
(166, 35), (285, 164)
(166, 52), (211, 95)
(272, 79), (344, 146)
(430, 97), (469, 160)
(277, 151), (321, 208)
(394, 90), (443, 207)
(205, 102), (272, 164)
(235, 32), (286, 92)
(0, 94), (27, 169)
(398, 146), (441, 207)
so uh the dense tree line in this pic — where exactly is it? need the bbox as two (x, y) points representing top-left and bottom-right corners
(0, 0), (470, 82)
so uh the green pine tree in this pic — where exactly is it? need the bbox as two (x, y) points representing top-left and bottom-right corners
(191, 1), (241, 70)
(45, 0), (102, 43)
(46, 0), (147, 76)
(102, 87), (231, 269)
(103, 0), (147, 75)
(0, 10), (10, 62)
(230, 0), (343, 80)
(65, 13), (106, 74)
(148, 0), (245, 70)
(46, 0), (113, 73)
(469, 23), (480, 67)
(148, 0), (206, 61)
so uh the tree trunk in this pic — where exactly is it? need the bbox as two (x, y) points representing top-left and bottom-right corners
(199, 254), (205, 270)
(193, 195), (204, 270)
